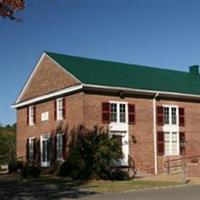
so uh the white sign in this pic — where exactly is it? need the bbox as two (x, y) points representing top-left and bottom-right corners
(41, 112), (49, 121)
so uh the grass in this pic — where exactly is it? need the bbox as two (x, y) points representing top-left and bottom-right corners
(37, 176), (181, 193)
(80, 179), (181, 193)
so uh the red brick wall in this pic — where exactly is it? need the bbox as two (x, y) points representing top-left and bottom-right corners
(156, 99), (200, 174)
(83, 93), (155, 174)
(16, 91), (200, 175)
(16, 92), (84, 158)
(19, 55), (80, 102)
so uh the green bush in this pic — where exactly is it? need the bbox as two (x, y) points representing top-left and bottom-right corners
(21, 165), (41, 178)
(58, 125), (124, 180)
(8, 160), (23, 173)
(111, 170), (130, 181)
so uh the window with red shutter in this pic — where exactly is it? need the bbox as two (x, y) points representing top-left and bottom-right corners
(179, 108), (185, 127)
(157, 131), (164, 155)
(157, 106), (163, 126)
(102, 102), (110, 123)
(128, 104), (135, 124)
(180, 132), (186, 155)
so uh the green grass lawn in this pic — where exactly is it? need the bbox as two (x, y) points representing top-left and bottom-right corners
(80, 179), (181, 193)
(38, 176), (181, 193)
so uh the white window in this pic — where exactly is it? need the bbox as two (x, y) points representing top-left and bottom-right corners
(163, 106), (178, 125)
(163, 107), (169, 124)
(110, 103), (117, 122)
(57, 98), (64, 120)
(171, 107), (177, 125)
(28, 137), (35, 162)
(164, 131), (179, 155)
(56, 133), (63, 161)
(40, 134), (51, 167)
(29, 106), (35, 125)
(110, 102), (127, 123)
(120, 104), (126, 123)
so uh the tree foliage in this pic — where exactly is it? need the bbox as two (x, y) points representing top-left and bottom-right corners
(0, 123), (16, 164)
(58, 125), (125, 180)
(0, 0), (25, 20)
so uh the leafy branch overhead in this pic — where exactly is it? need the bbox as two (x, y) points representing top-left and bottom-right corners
(0, 0), (25, 20)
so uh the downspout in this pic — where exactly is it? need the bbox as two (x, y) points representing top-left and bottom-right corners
(153, 93), (159, 174)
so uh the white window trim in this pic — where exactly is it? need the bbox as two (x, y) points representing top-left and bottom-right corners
(28, 137), (35, 162)
(40, 134), (51, 167)
(56, 98), (63, 120)
(164, 131), (180, 156)
(163, 105), (179, 126)
(109, 101), (129, 166)
(109, 101), (128, 124)
(56, 133), (64, 162)
(163, 105), (180, 156)
(29, 106), (35, 126)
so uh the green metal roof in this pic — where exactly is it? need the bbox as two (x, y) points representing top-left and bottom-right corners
(46, 52), (200, 96)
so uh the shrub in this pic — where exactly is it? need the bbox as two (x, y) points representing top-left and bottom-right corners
(8, 160), (23, 173)
(111, 170), (130, 181)
(58, 125), (124, 180)
(21, 165), (41, 178)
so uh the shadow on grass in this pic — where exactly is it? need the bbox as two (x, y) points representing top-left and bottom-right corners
(0, 175), (96, 200)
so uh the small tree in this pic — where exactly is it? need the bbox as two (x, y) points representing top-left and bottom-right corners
(58, 125), (124, 180)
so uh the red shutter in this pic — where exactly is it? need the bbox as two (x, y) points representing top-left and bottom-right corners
(157, 106), (163, 126)
(35, 138), (41, 166)
(54, 134), (57, 161)
(128, 104), (135, 124)
(102, 102), (110, 123)
(179, 108), (185, 127)
(157, 131), (164, 155)
(33, 138), (37, 162)
(180, 132), (186, 155)
(62, 98), (66, 119)
(27, 107), (29, 126)
(33, 106), (36, 124)
(26, 138), (29, 162)
(54, 100), (57, 120)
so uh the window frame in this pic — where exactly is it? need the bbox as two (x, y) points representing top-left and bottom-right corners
(164, 131), (179, 156)
(29, 106), (35, 126)
(56, 133), (64, 161)
(28, 137), (35, 162)
(56, 98), (63, 120)
(163, 105), (179, 126)
(109, 101), (128, 124)
(40, 133), (51, 167)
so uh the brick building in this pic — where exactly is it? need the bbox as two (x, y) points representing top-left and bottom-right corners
(12, 52), (200, 175)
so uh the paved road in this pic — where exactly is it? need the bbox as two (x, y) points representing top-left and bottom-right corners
(73, 185), (200, 200)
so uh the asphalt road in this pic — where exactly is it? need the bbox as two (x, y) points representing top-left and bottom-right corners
(75, 185), (200, 200)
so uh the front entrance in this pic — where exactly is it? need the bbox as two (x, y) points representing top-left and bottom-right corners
(110, 130), (129, 166)
(40, 134), (50, 167)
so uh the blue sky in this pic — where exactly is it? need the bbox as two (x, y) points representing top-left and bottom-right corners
(1, 0), (200, 125)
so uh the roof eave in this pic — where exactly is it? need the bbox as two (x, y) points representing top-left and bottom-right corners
(83, 84), (200, 100)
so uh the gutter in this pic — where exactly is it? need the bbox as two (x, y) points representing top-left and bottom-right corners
(12, 83), (200, 109)
(11, 84), (83, 109)
(153, 93), (159, 175)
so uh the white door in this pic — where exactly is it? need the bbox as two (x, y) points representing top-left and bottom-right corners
(40, 134), (50, 167)
(110, 131), (129, 166)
